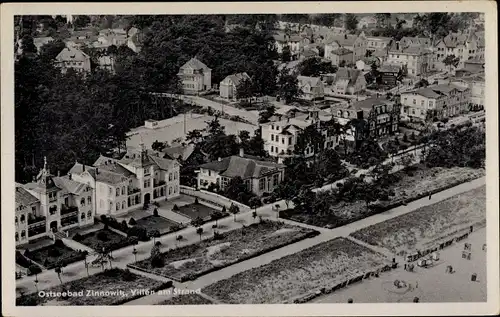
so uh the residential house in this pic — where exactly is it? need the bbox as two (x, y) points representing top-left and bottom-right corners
(33, 37), (54, 53)
(378, 64), (400, 87)
(356, 56), (381, 71)
(94, 28), (128, 49)
(332, 67), (367, 95)
(16, 158), (95, 245)
(69, 146), (181, 217)
(463, 57), (485, 73)
(97, 55), (115, 74)
(475, 31), (485, 60)
(400, 84), (470, 122)
(299, 48), (320, 60)
(261, 108), (338, 163)
(297, 76), (325, 100)
(177, 57), (212, 95)
(273, 31), (302, 58)
(351, 97), (401, 138)
(127, 27), (143, 53)
(324, 32), (367, 64)
(399, 36), (432, 49)
(452, 75), (485, 110)
(366, 36), (393, 54)
(197, 149), (286, 196)
(54, 47), (91, 74)
(219, 72), (251, 100)
(386, 43), (432, 76)
(358, 16), (377, 29)
(329, 47), (354, 66)
(433, 30), (479, 70)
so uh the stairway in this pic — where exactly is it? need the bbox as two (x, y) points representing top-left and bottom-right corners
(53, 231), (67, 240)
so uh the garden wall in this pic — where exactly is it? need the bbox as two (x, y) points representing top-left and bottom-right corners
(180, 185), (250, 212)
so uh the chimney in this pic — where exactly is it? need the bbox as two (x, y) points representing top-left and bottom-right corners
(344, 34), (348, 40)
(239, 148), (244, 157)
(68, 173), (72, 180)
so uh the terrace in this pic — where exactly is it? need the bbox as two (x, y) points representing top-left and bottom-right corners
(61, 205), (79, 216)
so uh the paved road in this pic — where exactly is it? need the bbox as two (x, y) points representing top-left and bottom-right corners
(126, 176), (485, 305)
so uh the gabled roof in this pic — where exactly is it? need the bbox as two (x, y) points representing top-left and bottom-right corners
(15, 186), (39, 208)
(400, 36), (431, 47)
(389, 45), (430, 56)
(163, 144), (196, 161)
(222, 72), (250, 86)
(53, 176), (88, 195)
(335, 67), (363, 85)
(366, 36), (392, 42)
(55, 47), (90, 62)
(441, 32), (468, 48)
(352, 97), (392, 111)
(69, 162), (128, 185)
(199, 155), (285, 179)
(180, 58), (211, 71)
(331, 47), (352, 56)
(379, 64), (400, 73)
(327, 34), (358, 47)
(273, 31), (302, 43)
(149, 155), (177, 171)
(297, 76), (322, 88)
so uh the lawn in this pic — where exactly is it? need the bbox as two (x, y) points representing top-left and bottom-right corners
(156, 293), (213, 305)
(176, 203), (219, 220)
(203, 237), (387, 304)
(76, 229), (134, 252)
(350, 186), (486, 254)
(130, 220), (318, 282)
(282, 165), (485, 228)
(135, 215), (180, 235)
(16, 268), (170, 306)
(24, 243), (86, 269)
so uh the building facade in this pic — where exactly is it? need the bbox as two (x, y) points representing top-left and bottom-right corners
(55, 47), (91, 74)
(297, 76), (325, 100)
(197, 149), (286, 196)
(177, 58), (212, 95)
(386, 43), (432, 77)
(332, 67), (367, 95)
(219, 72), (251, 100)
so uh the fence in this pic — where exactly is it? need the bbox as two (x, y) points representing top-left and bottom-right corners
(180, 185), (250, 212)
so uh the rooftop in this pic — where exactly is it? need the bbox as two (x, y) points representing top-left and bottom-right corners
(15, 186), (39, 208)
(163, 144), (196, 161)
(180, 57), (211, 71)
(199, 154), (285, 179)
(223, 72), (250, 86)
(55, 47), (90, 62)
(331, 47), (353, 56)
(297, 75), (322, 88)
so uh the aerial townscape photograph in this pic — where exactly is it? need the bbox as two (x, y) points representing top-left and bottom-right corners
(5, 5), (494, 312)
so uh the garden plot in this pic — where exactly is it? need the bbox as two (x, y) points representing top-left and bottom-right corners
(350, 186), (486, 254)
(203, 237), (387, 304)
(131, 220), (318, 282)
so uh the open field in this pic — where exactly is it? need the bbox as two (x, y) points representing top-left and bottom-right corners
(76, 229), (133, 252)
(314, 229), (487, 303)
(350, 186), (486, 254)
(16, 268), (170, 306)
(156, 293), (214, 305)
(134, 215), (180, 235)
(282, 166), (485, 228)
(176, 202), (219, 220)
(130, 220), (318, 282)
(203, 237), (388, 304)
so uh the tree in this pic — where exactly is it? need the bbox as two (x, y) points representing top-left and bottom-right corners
(281, 45), (291, 62)
(186, 129), (203, 144)
(443, 54), (460, 73)
(152, 140), (166, 152)
(196, 227), (204, 241)
(223, 177), (253, 204)
(147, 229), (161, 244)
(292, 186), (315, 211)
(344, 14), (359, 32)
(236, 77), (254, 101)
(73, 15), (91, 29)
(150, 242), (163, 267)
(298, 57), (337, 77)
(28, 264), (41, 279)
(375, 13), (391, 28)
(274, 180), (298, 209)
(258, 104), (276, 124)
(191, 216), (204, 228)
(229, 203), (240, 221)
(128, 217), (137, 225)
(277, 68), (301, 104)
(414, 78), (429, 88)
(249, 197), (261, 214)
(39, 39), (66, 61)
(153, 208), (159, 216)
(210, 210), (224, 227)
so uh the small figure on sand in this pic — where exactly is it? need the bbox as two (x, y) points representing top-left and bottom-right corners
(428, 192), (432, 200)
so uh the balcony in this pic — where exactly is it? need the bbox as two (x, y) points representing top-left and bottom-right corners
(128, 187), (141, 195)
(61, 215), (79, 227)
(28, 225), (47, 237)
(60, 205), (78, 217)
(28, 215), (46, 225)
(154, 180), (166, 188)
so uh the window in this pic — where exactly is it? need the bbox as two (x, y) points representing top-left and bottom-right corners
(273, 174), (279, 187)
(413, 99), (416, 105)
(174, 172), (178, 180)
(32, 206), (36, 213)
(259, 178), (266, 191)
(270, 146), (274, 153)
(169, 187), (172, 195)
(421, 100), (425, 106)
(144, 180), (148, 188)
(21, 230), (26, 238)
(20, 214), (25, 223)
(116, 203), (120, 211)
(116, 188), (120, 196)
(81, 213), (85, 220)
(175, 186), (178, 193)
(429, 101), (434, 107)
(15, 233), (19, 241)
(282, 138), (285, 144)
(49, 206), (57, 215)
(169, 173), (173, 181)
(208, 170), (211, 177)
(271, 134), (274, 141)
(81, 198), (85, 206)
(289, 137), (292, 145)
(87, 211), (92, 218)
(109, 187), (112, 195)
(122, 187), (125, 195)
(88, 196), (92, 204)
(15, 216), (18, 224)
(122, 202), (126, 209)
(412, 109), (416, 115)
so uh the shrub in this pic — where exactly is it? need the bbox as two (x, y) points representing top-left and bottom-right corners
(97, 231), (109, 241)
(73, 233), (83, 241)
(129, 218), (137, 225)
(176, 235), (183, 241)
(54, 239), (64, 247)
(28, 264), (41, 276)
(151, 256), (165, 268)
(122, 268), (137, 281)
(100, 215), (107, 223)
(128, 226), (148, 241)
(441, 118), (449, 124)
(172, 204), (179, 211)
(153, 208), (159, 216)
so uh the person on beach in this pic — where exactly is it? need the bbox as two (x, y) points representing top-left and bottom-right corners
(428, 192), (432, 200)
